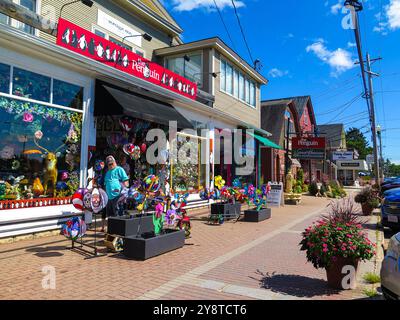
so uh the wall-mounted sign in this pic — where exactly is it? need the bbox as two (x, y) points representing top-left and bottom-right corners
(292, 137), (326, 150)
(56, 18), (197, 100)
(332, 151), (354, 161)
(337, 160), (368, 170)
(292, 137), (326, 160)
(97, 10), (142, 47)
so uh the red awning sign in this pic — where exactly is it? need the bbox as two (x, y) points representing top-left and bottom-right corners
(292, 137), (326, 150)
(56, 18), (197, 100)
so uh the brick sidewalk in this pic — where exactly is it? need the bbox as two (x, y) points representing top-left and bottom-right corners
(0, 195), (380, 300)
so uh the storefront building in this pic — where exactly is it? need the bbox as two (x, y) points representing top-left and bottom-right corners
(337, 160), (369, 186)
(0, 0), (271, 239)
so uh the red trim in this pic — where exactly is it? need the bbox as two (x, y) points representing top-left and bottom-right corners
(0, 197), (72, 210)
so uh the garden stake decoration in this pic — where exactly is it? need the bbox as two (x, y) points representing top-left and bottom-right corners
(170, 193), (191, 238)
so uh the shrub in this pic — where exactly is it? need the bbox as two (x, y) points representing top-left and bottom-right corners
(355, 187), (381, 208)
(323, 198), (364, 225)
(302, 184), (309, 193)
(363, 272), (381, 284)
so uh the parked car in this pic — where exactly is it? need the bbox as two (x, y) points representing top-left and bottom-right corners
(381, 189), (400, 231)
(381, 179), (400, 193)
(381, 232), (400, 300)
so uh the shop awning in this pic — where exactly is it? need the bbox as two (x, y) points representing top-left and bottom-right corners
(247, 132), (283, 150)
(94, 82), (194, 129)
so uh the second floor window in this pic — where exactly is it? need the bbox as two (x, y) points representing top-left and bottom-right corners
(220, 58), (256, 108)
(0, 0), (36, 35)
(166, 53), (203, 88)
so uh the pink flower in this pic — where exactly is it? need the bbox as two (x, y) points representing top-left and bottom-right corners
(337, 227), (343, 231)
(341, 247), (346, 251)
(23, 112), (33, 123)
(34, 130), (43, 140)
(323, 243), (328, 248)
(323, 248), (329, 252)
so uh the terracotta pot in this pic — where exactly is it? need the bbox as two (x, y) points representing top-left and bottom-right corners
(361, 203), (374, 216)
(325, 257), (359, 290)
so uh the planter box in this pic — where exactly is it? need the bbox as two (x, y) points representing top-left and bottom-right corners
(123, 229), (185, 260)
(107, 214), (154, 237)
(211, 202), (242, 220)
(243, 208), (271, 222)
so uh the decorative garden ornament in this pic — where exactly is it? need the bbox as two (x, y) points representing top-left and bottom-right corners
(214, 175), (225, 190)
(62, 217), (87, 241)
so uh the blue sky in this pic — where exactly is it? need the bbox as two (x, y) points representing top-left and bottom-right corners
(162, 0), (400, 163)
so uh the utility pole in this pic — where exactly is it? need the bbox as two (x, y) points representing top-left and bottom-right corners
(366, 53), (380, 185)
(377, 125), (384, 180)
(345, 0), (381, 186)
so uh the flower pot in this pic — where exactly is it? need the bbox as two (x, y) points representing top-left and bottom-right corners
(325, 257), (359, 290)
(123, 229), (185, 260)
(211, 202), (240, 220)
(243, 208), (271, 222)
(107, 214), (154, 237)
(361, 203), (374, 216)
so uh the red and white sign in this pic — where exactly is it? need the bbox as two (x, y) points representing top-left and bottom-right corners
(292, 137), (326, 150)
(56, 18), (197, 100)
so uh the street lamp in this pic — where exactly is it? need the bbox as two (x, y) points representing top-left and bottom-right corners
(122, 33), (153, 45)
(60, 0), (93, 18)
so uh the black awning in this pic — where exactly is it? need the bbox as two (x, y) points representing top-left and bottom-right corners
(94, 81), (194, 129)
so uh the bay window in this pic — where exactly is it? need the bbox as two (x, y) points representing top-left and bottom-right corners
(166, 52), (203, 87)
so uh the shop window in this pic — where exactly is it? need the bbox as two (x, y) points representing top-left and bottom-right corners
(12, 67), (50, 103)
(171, 133), (207, 193)
(226, 63), (233, 95)
(0, 63), (10, 94)
(53, 79), (84, 110)
(0, 96), (82, 202)
(109, 36), (132, 51)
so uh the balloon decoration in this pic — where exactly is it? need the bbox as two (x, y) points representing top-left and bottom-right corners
(214, 175), (226, 190)
(123, 144), (141, 160)
(200, 188), (211, 201)
(143, 175), (160, 193)
(72, 188), (88, 210)
(62, 217), (87, 241)
(90, 187), (108, 214)
(140, 143), (147, 154)
(119, 116), (135, 132)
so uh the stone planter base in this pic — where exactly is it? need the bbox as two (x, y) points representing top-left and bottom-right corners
(243, 208), (271, 222)
(123, 229), (185, 260)
(107, 214), (154, 237)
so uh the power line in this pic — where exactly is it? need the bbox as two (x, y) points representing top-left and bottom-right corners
(315, 93), (362, 116)
(213, 0), (237, 52)
(230, 0), (254, 66)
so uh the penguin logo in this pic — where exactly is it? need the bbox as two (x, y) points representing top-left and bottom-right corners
(61, 28), (70, 45)
(88, 38), (95, 55)
(143, 63), (151, 78)
(169, 77), (174, 87)
(71, 30), (78, 48)
(177, 82), (183, 92)
(111, 49), (117, 62)
(78, 34), (87, 51)
(105, 46), (111, 61)
(191, 87), (195, 96)
(122, 54), (129, 68)
(95, 43), (104, 58)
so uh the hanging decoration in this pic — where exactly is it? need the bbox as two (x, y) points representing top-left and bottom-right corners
(119, 116), (135, 132)
(214, 175), (226, 190)
(123, 143), (141, 160)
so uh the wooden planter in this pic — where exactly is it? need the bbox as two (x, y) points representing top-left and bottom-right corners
(211, 202), (241, 220)
(123, 229), (185, 260)
(325, 257), (359, 290)
(107, 214), (154, 237)
(243, 208), (271, 222)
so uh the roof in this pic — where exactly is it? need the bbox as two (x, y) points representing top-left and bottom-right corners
(317, 124), (346, 149)
(154, 37), (268, 85)
(260, 103), (287, 145)
(264, 95), (317, 126)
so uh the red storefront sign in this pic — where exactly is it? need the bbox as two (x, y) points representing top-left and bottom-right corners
(56, 18), (197, 100)
(292, 137), (326, 150)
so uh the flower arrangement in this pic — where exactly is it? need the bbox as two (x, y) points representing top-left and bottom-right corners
(354, 187), (380, 214)
(300, 199), (375, 269)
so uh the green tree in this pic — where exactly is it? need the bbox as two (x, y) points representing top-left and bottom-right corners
(345, 127), (373, 160)
(385, 159), (400, 177)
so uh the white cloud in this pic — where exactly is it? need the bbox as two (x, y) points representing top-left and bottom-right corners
(306, 40), (354, 76)
(268, 68), (289, 78)
(387, 0), (400, 30)
(331, 1), (343, 15)
(374, 0), (400, 34)
(170, 0), (245, 12)
(347, 42), (356, 48)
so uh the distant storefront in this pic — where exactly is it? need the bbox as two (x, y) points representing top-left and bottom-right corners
(337, 160), (368, 186)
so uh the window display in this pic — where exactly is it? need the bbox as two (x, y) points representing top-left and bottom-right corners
(53, 79), (84, 110)
(0, 96), (82, 205)
(0, 63), (10, 94)
(13, 67), (51, 102)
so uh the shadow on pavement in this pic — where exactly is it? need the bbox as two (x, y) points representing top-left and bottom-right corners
(252, 270), (340, 298)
